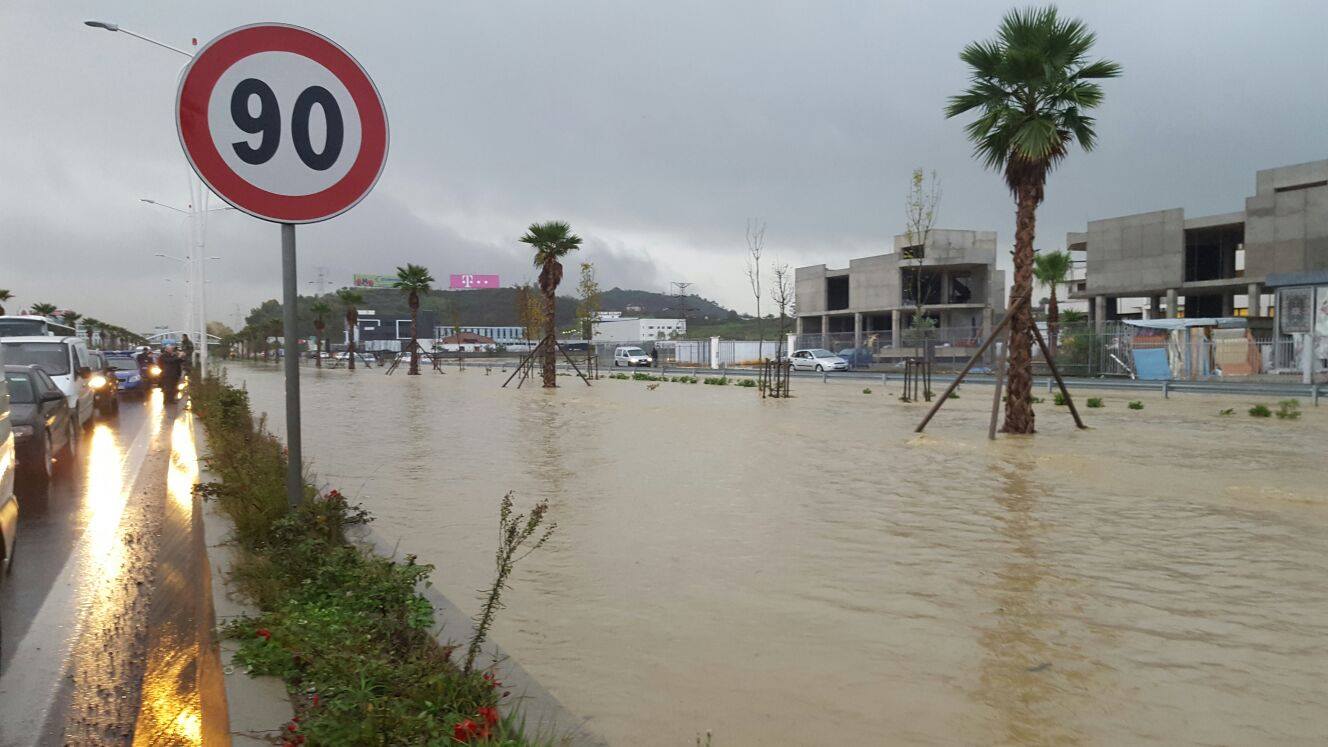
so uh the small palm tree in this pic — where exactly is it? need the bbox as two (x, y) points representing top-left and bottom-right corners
(310, 300), (331, 369)
(393, 264), (435, 375)
(1033, 250), (1072, 356)
(336, 288), (364, 370)
(0, 289), (12, 315)
(30, 302), (57, 318)
(61, 311), (82, 333)
(946, 6), (1119, 434)
(520, 221), (582, 387)
(83, 317), (102, 347)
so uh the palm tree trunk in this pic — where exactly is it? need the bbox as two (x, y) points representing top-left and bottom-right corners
(542, 285), (557, 387)
(1047, 286), (1059, 358)
(1002, 186), (1038, 434)
(314, 323), (323, 368)
(408, 293), (420, 375)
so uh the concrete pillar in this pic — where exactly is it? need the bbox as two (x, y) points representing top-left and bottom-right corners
(795, 316), (804, 336)
(891, 309), (902, 349)
(1166, 288), (1178, 319)
(1094, 295), (1106, 334)
(1247, 282), (1262, 317)
(853, 312), (862, 353)
(1222, 293), (1234, 318)
(981, 305), (994, 343)
(820, 314), (830, 349)
(710, 336), (720, 370)
(786, 333), (797, 357)
(1148, 296), (1161, 320)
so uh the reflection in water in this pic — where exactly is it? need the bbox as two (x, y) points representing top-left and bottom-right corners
(231, 364), (1328, 746)
(83, 423), (130, 586)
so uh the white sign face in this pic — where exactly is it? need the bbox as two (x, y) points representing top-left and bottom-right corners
(177, 24), (389, 224)
(207, 52), (364, 196)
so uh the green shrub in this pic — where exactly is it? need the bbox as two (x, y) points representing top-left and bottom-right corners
(947, 391), (960, 399)
(703, 376), (729, 385)
(735, 378), (757, 387)
(1030, 396), (1045, 404)
(1053, 392), (1067, 406)
(1275, 399), (1301, 420)
(1086, 397), (1104, 408)
(1128, 400), (1144, 410)
(1249, 404), (1271, 417)
(862, 388), (872, 395)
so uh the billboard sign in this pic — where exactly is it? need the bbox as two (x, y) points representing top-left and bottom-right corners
(353, 273), (397, 288)
(449, 274), (499, 289)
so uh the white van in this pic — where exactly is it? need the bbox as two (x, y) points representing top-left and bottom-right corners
(614, 346), (653, 367)
(0, 336), (96, 429)
(0, 344), (17, 577)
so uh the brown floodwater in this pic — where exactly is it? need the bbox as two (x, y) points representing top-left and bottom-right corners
(227, 363), (1328, 746)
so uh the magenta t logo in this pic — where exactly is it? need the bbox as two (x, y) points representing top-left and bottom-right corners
(449, 274), (499, 289)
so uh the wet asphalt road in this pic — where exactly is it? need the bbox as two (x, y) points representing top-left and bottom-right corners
(0, 389), (217, 746)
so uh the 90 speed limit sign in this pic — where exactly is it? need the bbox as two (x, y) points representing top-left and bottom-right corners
(177, 24), (388, 224)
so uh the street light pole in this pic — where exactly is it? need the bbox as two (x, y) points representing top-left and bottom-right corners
(83, 21), (193, 58)
(145, 197), (229, 378)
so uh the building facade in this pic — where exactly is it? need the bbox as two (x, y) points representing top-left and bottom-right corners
(794, 229), (1005, 350)
(1069, 159), (1328, 326)
(592, 317), (687, 341)
(435, 325), (527, 345)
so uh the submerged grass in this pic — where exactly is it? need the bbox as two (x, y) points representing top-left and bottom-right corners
(192, 376), (556, 746)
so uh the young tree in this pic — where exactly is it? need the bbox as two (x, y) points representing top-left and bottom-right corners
(336, 288), (364, 370)
(1033, 249), (1072, 356)
(575, 261), (601, 341)
(946, 6), (1119, 434)
(770, 261), (794, 360)
(0, 289), (12, 315)
(310, 300), (331, 369)
(903, 168), (941, 332)
(520, 221), (582, 388)
(744, 220), (766, 359)
(393, 264), (435, 375)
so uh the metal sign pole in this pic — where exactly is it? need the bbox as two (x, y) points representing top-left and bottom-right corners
(281, 223), (303, 509)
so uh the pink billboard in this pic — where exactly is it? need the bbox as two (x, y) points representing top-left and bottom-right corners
(449, 274), (500, 289)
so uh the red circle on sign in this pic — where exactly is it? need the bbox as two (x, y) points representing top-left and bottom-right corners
(176, 24), (389, 224)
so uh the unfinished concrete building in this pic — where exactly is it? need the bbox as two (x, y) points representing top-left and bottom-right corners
(1069, 159), (1328, 328)
(794, 229), (1005, 352)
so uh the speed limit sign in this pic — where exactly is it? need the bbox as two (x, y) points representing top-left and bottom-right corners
(176, 23), (388, 223)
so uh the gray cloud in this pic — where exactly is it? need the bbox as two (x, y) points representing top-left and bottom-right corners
(3, 1), (1326, 330)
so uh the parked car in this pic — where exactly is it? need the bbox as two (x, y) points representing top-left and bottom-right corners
(105, 352), (148, 397)
(1, 336), (96, 429)
(4, 364), (77, 486)
(614, 346), (653, 367)
(0, 356), (17, 578)
(788, 348), (848, 372)
(835, 347), (875, 367)
(87, 351), (120, 416)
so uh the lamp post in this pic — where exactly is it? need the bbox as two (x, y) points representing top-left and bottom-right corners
(145, 198), (229, 377)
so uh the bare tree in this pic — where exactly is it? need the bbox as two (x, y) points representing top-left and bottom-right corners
(745, 219), (766, 359)
(903, 168), (942, 333)
(770, 261), (793, 360)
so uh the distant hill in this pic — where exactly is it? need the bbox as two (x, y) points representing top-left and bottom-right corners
(241, 287), (737, 338)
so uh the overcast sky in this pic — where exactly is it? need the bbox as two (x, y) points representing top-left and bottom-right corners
(2, 1), (1325, 331)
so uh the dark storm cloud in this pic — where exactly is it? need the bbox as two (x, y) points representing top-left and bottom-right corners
(2, 1), (1326, 329)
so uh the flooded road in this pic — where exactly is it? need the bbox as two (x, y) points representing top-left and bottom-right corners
(232, 363), (1328, 745)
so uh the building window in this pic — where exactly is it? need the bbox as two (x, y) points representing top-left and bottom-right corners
(826, 276), (850, 310)
(901, 244), (925, 260)
(949, 272), (973, 303)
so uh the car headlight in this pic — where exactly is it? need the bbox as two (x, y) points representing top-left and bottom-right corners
(90, 374), (108, 389)
(12, 424), (34, 438)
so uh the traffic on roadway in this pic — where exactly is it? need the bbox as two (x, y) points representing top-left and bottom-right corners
(0, 330), (214, 745)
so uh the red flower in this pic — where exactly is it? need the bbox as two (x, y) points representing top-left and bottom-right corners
(256, 628), (272, 641)
(478, 706), (500, 727)
(453, 719), (480, 742)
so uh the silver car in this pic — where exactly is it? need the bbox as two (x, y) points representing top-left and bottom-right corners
(789, 348), (848, 372)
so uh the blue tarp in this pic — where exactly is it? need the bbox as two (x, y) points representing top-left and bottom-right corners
(1133, 348), (1171, 380)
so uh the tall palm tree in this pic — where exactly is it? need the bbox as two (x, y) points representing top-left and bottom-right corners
(520, 221), (582, 387)
(1033, 250), (1072, 356)
(0, 289), (12, 315)
(310, 300), (331, 369)
(336, 288), (364, 370)
(83, 317), (101, 347)
(393, 264), (435, 375)
(61, 311), (82, 335)
(30, 302), (57, 318)
(946, 6), (1119, 434)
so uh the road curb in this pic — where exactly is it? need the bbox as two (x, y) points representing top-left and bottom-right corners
(196, 422), (296, 746)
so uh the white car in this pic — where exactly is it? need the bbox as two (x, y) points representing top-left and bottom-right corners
(613, 346), (653, 367)
(0, 345), (17, 579)
(1, 336), (96, 429)
(334, 352), (375, 367)
(788, 348), (848, 372)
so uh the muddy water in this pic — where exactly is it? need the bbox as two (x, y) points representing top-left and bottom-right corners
(228, 364), (1328, 746)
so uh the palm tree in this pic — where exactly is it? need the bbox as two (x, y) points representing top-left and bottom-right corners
(945, 6), (1119, 434)
(61, 311), (82, 334)
(0, 289), (12, 315)
(310, 301), (331, 369)
(30, 302), (57, 318)
(520, 221), (582, 387)
(1033, 250), (1072, 356)
(265, 318), (282, 362)
(393, 264), (435, 375)
(336, 288), (364, 370)
(83, 317), (102, 347)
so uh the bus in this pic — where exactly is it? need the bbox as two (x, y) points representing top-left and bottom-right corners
(0, 315), (78, 338)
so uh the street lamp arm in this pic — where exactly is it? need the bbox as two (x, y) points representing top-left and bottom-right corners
(141, 198), (190, 214)
(84, 20), (193, 58)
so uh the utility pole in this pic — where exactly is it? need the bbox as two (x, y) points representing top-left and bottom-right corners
(671, 281), (693, 320)
(308, 265), (328, 297)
